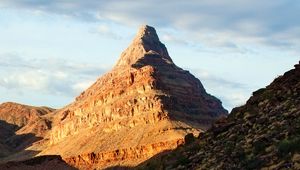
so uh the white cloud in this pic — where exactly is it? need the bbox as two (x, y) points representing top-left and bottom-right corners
(91, 23), (123, 39)
(53, 71), (68, 79)
(0, 70), (47, 90)
(223, 93), (249, 107)
(0, 0), (299, 53)
(161, 34), (189, 46)
(0, 53), (107, 97)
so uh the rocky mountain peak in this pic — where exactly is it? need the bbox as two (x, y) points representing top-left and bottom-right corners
(114, 25), (173, 68)
(136, 25), (160, 42)
(0, 25), (227, 169)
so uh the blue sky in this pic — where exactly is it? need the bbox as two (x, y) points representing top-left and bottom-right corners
(0, 1), (299, 111)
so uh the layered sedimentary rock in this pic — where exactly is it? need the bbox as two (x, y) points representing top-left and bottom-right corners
(0, 25), (227, 169)
(65, 139), (184, 169)
(32, 25), (227, 169)
(144, 61), (300, 170)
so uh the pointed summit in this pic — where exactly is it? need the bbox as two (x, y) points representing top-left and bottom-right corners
(135, 25), (160, 42)
(115, 25), (173, 68)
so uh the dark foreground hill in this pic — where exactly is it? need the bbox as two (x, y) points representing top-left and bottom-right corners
(139, 61), (300, 170)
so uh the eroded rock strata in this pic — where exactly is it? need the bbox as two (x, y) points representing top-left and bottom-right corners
(41, 25), (227, 168)
(0, 25), (227, 169)
(65, 139), (184, 169)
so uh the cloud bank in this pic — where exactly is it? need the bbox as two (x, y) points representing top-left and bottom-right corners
(0, 53), (107, 97)
(1, 0), (299, 53)
(0, 1), (299, 110)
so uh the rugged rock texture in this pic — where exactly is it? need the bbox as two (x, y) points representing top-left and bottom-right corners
(0, 102), (54, 159)
(65, 139), (183, 169)
(142, 61), (300, 170)
(28, 25), (227, 169)
(0, 25), (226, 169)
(0, 155), (76, 170)
(0, 102), (54, 129)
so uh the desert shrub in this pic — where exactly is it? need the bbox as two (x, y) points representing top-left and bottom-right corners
(184, 133), (195, 145)
(277, 136), (300, 156)
(245, 155), (263, 170)
(224, 141), (235, 155)
(253, 140), (266, 154)
(235, 148), (246, 160)
(177, 156), (190, 166)
(236, 134), (245, 142)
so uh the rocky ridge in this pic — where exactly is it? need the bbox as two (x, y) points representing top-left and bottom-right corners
(141, 61), (300, 170)
(0, 102), (54, 159)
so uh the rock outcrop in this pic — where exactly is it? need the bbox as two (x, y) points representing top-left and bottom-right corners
(142, 61), (300, 170)
(65, 139), (184, 169)
(31, 25), (227, 169)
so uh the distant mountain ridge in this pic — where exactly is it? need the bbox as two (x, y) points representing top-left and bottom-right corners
(0, 102), (54, 159)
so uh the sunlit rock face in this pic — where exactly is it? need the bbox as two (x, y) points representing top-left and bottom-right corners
(0, 25), (227, 169)
(42, 25), (227, 169)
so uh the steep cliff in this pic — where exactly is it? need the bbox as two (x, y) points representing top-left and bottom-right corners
(142, 61), (300, 170)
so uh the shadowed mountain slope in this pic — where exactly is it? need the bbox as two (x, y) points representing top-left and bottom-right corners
(139, 61), (300, 170)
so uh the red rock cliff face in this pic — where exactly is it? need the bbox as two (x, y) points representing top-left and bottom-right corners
(36, 25), (227, 169)
(64, 139), (184, 169)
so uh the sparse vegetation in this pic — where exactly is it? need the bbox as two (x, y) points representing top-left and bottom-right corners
(253, 140), (266, 154)
(245, 156), (263, 170)
(177, 156), (190, 166)
(139, 62), (300, 169)
(277, 136), (300, 156)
